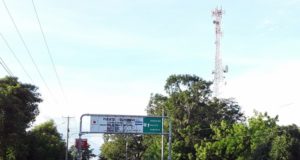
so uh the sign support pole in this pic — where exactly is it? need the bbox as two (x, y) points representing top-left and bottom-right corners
(168, 120), (172, 160)
(161, 110), (164, 160)
(125, 135), (128, 160)
(77, 114), (84, 160)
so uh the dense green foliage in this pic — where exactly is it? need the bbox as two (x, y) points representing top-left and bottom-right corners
(0, 77), (71, 160)
(0, 77), (42, 160)
(26, 120), (66, 160)
(195, 112), (300, 160)
(99, 74), (300, 160)
(2, 75), (299, 160)
(100, 134), (145, 160)
(147, 75), (244, 159)
(99, 74), (244, 159)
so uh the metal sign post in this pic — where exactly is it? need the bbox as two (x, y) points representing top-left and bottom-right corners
(77, 114), (172, 160)
(168, 120), (172, 160)
(161, 110), (164, 160)
(77, 114), (84, 160)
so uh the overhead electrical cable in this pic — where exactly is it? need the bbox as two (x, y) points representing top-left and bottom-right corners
(2, 0), (56, 102)
(31, 0), (67, 101)
(0, 57), (14, 76)
(0, 33), (34, 83)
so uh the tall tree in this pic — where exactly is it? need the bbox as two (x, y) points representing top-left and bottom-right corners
(147, 74), (244, 159)
(26, 120), (66, 160)
(99, 74), (244, 160)
(0, 76), (42, 160)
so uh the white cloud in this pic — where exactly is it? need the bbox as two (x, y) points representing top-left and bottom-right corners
(225, 60), (300, 125)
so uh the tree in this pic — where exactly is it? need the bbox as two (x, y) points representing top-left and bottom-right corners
(195, 121), (249, 160)
(100, 74), (300, 159)
(0, 76), (42, 160)
(194, 112), (300, 160)
(147, 74), (244, 159)
(247, 112), (278, 160)
(68, 145), (77, 160)
(82, 144), (96, 160)
(142, 135), (167, 160)
(68, 144), (96, 160)
(26, 120), (66, 160)
(100, 135), (127, 160)
(100, 134), (145, 160)
(99, 74), (244, 160)
(270, 124), (300, 160)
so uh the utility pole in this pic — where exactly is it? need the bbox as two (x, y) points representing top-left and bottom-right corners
(63, 116), (74, 160)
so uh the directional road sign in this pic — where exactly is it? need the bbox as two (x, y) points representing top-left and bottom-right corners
(143, 117), (162, 134)
(90, 115), (162, 134)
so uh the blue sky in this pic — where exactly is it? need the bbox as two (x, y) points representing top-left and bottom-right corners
(0, 0), (300, 157)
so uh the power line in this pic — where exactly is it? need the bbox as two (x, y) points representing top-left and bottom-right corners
(2, 0), (56, 102)
(0, 57), (13, 76)
(31, 0), (67, 101)
(0, 56), (14, 76)
(0, 33), (34, 83)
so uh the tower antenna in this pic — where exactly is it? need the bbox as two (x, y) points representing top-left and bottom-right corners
(212, 7), (227, 98)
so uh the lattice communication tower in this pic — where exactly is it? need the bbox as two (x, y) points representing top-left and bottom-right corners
(212, 7), (228, 98)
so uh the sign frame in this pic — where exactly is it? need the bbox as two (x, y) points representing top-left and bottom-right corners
(77, 113), (172, 160)
(89, 114), (164, 135)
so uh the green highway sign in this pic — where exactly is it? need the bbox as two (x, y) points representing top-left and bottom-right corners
(143, 117), (162, 134)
